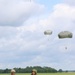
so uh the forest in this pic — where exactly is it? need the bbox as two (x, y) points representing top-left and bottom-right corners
(0, 66), (57, 73)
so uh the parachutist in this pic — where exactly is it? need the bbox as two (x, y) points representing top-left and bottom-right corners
(65, 47), (67, 49)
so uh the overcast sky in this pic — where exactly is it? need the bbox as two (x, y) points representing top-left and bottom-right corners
(0, 0), (75, 70)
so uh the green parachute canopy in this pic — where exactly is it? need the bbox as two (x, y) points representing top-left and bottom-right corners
(58, 31), (73, 39)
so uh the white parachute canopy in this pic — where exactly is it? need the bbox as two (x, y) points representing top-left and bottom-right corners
(44, 30), (52, 35)
(58, 31), (73, 39)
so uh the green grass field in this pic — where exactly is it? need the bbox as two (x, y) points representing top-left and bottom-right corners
(0, 72), (75, 75)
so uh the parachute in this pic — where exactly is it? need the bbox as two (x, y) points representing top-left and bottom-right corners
(58, 31), (73, 39)
(58, 31), (73, 50)
(44, 30), (52, 41)
(44, 30), (52, 35)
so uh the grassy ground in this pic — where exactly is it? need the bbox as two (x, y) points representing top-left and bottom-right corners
(0, 72), (75, 75)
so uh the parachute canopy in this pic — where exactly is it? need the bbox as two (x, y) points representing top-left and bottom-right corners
(58, 31), (73, 39)
(44, 30), (52, 35)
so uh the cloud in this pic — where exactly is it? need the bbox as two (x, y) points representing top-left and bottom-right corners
(0, 0), (44, 26)
(0, 0), (75, 70)
(64, 0), (75, 6)
(16, 3), (75, 70)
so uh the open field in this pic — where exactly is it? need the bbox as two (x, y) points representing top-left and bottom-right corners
(0, 72), (75, 75)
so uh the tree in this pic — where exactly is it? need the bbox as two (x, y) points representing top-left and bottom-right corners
(58, 69), (63, 72)
(65, 70), (68, 73)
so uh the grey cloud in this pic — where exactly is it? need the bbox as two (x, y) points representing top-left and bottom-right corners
(64, 0), (75, 6)
(0, 1), (75, 69)
(0, 0), (44, 26)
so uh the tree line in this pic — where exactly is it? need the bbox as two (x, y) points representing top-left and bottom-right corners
(0, 66), (57, 73)
(1, 66), (74, 73)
